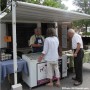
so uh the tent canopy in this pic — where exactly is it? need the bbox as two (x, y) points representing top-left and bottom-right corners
(1, 1), (90, 22)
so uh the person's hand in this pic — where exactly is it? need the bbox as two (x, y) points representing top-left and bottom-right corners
(38, 44), (42, 47)
(73, 53), (77, 57)
(38, 55), (43, 62)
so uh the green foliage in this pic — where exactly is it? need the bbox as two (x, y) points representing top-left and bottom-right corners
(73, 0), (90, 14)
(83, 32), (90, 35)
(25, 0), (68, 9)
(0, 0), (68, 11)
(60, 3), (68, 9)
(1, 0), (7, 11)
(73, 19), (90, 27)
(0, 0), (1, 9)
(72, 0), (90, 31)
(25, 0), (40, 4)
(43, 0), (60, 8)
(72, 20), (84, 28)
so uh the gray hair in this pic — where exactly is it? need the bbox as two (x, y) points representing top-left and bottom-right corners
(46, 28), (56, 37)
(68, 29), (75, 33)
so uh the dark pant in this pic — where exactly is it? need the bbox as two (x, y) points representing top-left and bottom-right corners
(74, 49), (84, 83)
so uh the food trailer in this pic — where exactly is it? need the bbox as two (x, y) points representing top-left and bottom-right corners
(0, 0), (90, 89)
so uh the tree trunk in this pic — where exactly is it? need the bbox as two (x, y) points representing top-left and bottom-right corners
(85, 23), (88, 33)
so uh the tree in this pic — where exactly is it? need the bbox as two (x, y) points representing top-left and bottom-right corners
(72, 0), (90, 32)
(73, 0), (90, 14)
(0, 0), (7, 11)
(0, 0), (1, 10)
(0, 0), (68, 11)
(25, 0), (68, 9)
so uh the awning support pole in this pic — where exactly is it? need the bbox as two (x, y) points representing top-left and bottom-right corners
(55, 22), (58, 36)
(12, 0), (17, 85)
(11, 1), (22, 89)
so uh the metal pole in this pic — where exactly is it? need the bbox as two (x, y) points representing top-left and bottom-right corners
(0, 20), (1, 48)
(55, 22), (58, 36)
(0, 20), (1, 90)
(12, 0), (17, 85)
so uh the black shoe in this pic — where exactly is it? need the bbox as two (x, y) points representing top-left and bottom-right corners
(72, 77), (77, 81)
(74, 81), (82, 86)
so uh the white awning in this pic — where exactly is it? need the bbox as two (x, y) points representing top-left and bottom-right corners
(1, 1), (90, 22)
(0, 12), (7, 19)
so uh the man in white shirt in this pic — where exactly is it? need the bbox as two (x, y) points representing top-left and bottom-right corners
(68, 29), (84, 86)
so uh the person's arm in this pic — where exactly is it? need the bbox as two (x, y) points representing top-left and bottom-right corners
(31, 44), (42, 47)
(30, 35), (42, 47)
(38, 53), (45, 62)
(38, 38), (48, 62)
(29, 35), (35, 46)
(73, 43), (81, 57)
(73, 35), (82, 57)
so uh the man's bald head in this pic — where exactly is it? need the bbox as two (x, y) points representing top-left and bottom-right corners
(68, 29), (75, 38)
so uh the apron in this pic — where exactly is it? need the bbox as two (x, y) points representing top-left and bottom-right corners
(33, 36), (43, 53)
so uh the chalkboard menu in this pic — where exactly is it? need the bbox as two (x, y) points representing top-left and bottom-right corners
(62, 25), (67, 48)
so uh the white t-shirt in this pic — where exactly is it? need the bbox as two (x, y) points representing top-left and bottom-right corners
(42, 36), (59, 61)
(72, 33), (83, 49)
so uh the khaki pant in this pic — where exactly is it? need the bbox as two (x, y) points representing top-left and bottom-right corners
(47, 61), (60, 79)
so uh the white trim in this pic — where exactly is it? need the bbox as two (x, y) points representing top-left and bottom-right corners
(1, 20), (54, 24)
(0, 20), (1, 48)
(1, 20), (41, 23)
